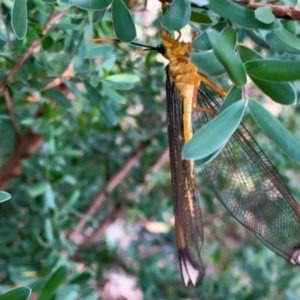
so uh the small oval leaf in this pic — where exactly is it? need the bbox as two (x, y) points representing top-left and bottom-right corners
(245, 60), (300, 82)
(36, 266), (68, 300)
(208, 30), (246, 87)
(218, 86), (242, 114)
(208, 0), (279, 29)
(0, 191), (11, 203)
(105, 74), (140, 84)
(250, 77), (296, 105)
(0, 287), (31, 300)
(191, 51), (226, 77)
(249, 100), (300, 164)
(69, 0), (112, 10)
(12, 0), (27, 40)
(254, 7), (275, 24)
(182, 100), (246, 160)
(161, 0), (191, 31)
(112, 0), (136, 42)
(102, 81), (126, 104)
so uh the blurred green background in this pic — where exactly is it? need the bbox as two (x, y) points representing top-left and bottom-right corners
(1, 0), (300, 299)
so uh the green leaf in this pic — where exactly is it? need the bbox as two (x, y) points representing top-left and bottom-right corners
(238, 44), (262, 63)
(161, 0), (191, 31)
(250, 78), (296, 105)
(191, 51), (226, 77)
(0, 191), (11, 203)
(190, 11), (212, 24)
(220, 27), (237, 49)
(0, 287), (31, 300)
(245, 60), (300, 82)
(84, 81), (101, 107)
(112, 0), (136, 42)
(182, 100), (246, 160)
(69, 0), (112, 10)
(36, 266), (68, 300)
(265, 32), (300, 54)
(273, 27), (300, 51)
(208, 0), (279, 29)
(102, 81), (126, 104)
(11, 0), (28, 40)
(85, 45), (114, 59)
(195, 144), (225, 166)
(218, 86), (242, 114)
(207, 30), (246, 87)
(45, 89), (72, 108)
(192, 32), (210, 51)
(105, 74), (140, 84)
(44, 183), (56, 211)
(249, 100), (300, 164)
(238, 46), (296, 104)
(254, 7), (275, 24)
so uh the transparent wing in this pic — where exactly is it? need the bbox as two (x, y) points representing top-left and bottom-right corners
(194, 83), (300, 265)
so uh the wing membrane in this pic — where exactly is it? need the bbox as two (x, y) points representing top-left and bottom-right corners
(195, 83), (300, 265)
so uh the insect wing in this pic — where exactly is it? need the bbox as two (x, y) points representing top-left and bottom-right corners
(194, 83), (300, 265)
(166, 74), (205, 286)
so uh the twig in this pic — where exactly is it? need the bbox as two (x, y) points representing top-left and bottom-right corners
(0, 9), (67, 94)
(3, 88), (20, 140)
(233, 1), (300, 20)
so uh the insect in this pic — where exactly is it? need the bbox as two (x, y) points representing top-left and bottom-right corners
(88, 29), (300, 287)
(157, 29), (300, 287)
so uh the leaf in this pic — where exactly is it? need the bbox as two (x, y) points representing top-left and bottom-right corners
(249, 100), (300, 164)
(102, 81), (126, 104)
(208, 0), (279, 29)
(238, 46), (296, 104)
(191, 51), (226, 77)
(218, 86), (242, 114)
(190, 10), (212, 24)
(84, 81), (101, 107)
(0, 191), (11, 203)
(207, 29), (246, 87)
(245, 60), (300, 82)
(11, 0), (28, 40)
(254, 7), (275, 24)
(273, 27), (300, 51)
(0, 287), (31, 300)
(161, 0), (191, 31)
(265, 32), (300, 55)
(36, 266), (68, 300)
(85, 45), (114, 59)
(220, 27), (237, 49)
(238, 45), (262, 62)
(250, 78), (296, 105)
(105, 74), (140, 84)
(112, 0), (136, 42)
(45, 89), (72, 108)
(182, 100), (246, 160)
(69, 0), (112, 10)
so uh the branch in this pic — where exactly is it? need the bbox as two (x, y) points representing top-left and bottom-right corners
(0, 9), (67, 94)
(233, 1), (300, 21)
(0, 130), (43, 190)
(67, 140), (151, 243)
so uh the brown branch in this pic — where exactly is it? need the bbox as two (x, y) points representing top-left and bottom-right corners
(0, 130), (43, 190)
(159, 0), (300, 21)
(3, 88), (20, 140)
(0, 9), (67, 94)
(233, 1), (300, 21)
(67, 140), (151, 243)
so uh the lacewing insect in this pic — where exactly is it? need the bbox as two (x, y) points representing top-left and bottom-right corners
(88, 29), (300, 287)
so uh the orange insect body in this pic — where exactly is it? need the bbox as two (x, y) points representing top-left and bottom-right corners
(160, 29), (201, 143)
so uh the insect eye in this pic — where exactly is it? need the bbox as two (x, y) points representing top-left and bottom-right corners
(156, 44), (165, 54)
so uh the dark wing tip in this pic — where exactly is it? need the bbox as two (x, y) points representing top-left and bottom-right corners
(178, 248), (205, 287)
